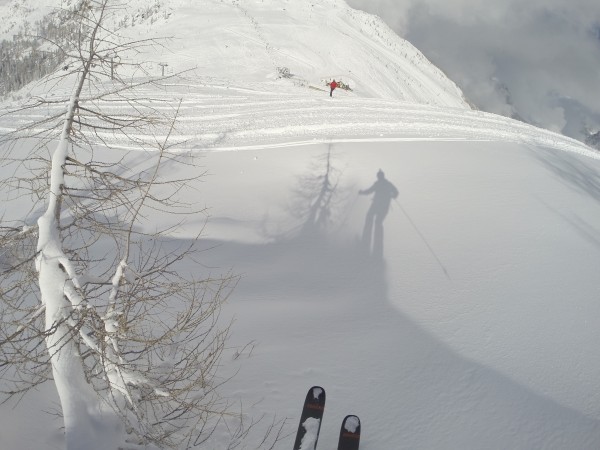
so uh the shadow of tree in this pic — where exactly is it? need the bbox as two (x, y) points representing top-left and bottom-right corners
(262, 144), (356, 241)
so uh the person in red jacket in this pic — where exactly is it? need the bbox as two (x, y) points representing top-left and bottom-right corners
(329, 79), (338, 97)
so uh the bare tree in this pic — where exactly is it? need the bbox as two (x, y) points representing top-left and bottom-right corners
(0, 1), (248, 448)
(290, 145), (350, 237)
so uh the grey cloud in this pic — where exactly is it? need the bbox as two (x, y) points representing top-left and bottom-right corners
(346, 0), (600, 142)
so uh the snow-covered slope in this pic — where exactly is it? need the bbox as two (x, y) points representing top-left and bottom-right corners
(149, 0), (469, 105)
(0, 0), (469, 107)
(2, 1), (600, 450)
(4, 80), (600, 449)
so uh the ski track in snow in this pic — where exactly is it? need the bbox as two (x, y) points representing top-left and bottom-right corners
(3, 79), (597, 159)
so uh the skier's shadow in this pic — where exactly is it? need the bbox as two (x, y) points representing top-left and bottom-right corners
(359, 169), (398, 260)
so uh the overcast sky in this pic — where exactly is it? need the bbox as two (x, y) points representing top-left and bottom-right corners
(346, 0), (600, 141)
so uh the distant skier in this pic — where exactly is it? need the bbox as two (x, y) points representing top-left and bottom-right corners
(329, 79), (338, 97)
(359, 169), (398, 258)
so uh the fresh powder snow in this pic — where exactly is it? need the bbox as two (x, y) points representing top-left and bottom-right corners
(1, 0), (600, 449)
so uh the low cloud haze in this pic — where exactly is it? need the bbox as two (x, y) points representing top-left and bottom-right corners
(347, 0), (600, 144)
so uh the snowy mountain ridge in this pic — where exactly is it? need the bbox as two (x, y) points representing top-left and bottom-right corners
(0, 0), (592, 159)
(0, 0), (470, 108)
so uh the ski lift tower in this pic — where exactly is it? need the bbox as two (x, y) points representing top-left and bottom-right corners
(159, 62), (168, 77)
(105, 52), (120, 80)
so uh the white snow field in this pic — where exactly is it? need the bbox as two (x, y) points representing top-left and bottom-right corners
(2, 0), (600, 449)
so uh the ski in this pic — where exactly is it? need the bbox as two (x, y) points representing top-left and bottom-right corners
(337, 415), (361, 450)
(292, 386), (326, 450)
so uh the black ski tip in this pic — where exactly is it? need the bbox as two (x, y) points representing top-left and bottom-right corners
(342, 413), (360, 423)
(306, 386), (326, 405)
(338, 414), (361, 450)
(292, 386), (327, 450)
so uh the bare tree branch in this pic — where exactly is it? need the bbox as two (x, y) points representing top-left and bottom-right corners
(0, 1), (268, 448)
